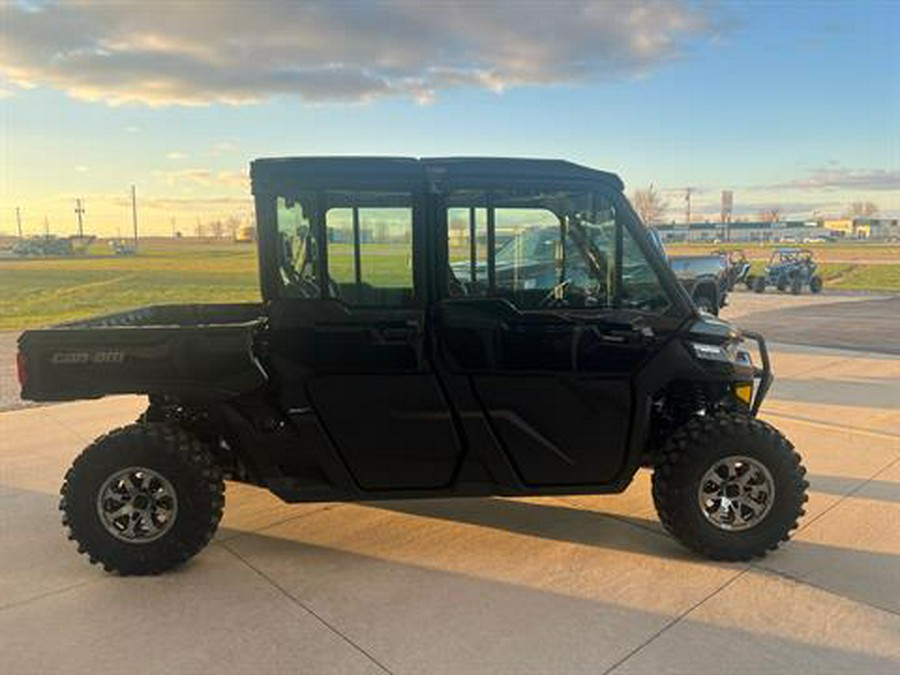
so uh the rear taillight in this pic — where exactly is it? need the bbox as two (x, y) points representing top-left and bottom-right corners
(16, 351), (28, 389)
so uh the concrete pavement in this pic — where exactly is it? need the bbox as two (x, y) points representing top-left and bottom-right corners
(1, 342), (899, 673)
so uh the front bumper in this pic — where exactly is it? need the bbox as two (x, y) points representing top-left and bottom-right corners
(740, 330), (773, 415)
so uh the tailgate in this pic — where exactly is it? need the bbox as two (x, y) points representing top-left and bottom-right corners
(18, 321), (266, 402)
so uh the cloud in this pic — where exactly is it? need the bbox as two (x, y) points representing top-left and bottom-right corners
(161, 168), (249, 189)
(165, 151), (188, 160)
(770, 167), (900, 192)
(74, 164), (89, 172)
(0, 1), (718, 106)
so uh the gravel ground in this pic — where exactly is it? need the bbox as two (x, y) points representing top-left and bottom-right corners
(0, 331), (29, 412)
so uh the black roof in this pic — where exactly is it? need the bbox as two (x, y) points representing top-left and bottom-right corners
(250, 156), (623, 194)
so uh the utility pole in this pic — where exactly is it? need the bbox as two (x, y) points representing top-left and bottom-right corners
(684, 188), (693, 225)
(131, 185), (139, 253)
(74, 198), (85, 237)
(171, 217), (176, 238)
(16, 207), (23, 239)
(44, 215), (50, 237)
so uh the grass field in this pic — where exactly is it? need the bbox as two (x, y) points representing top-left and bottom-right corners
(1, 239), (897, 330)
(0, 242), (260, 330)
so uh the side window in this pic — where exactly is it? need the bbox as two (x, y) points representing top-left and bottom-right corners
(444, 189), (671, 313)
(619, 227), (671, 312)
(448, 207), (488, 294)
(492, 209), (565, 307)
(276, 195), (322, 298)
(325, 192), (414, 307)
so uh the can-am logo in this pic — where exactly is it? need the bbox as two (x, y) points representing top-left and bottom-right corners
(51, 351), (125, 365)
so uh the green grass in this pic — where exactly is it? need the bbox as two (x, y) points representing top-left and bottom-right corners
(0, 243), (260, 330)
(828, 264), (900, 291)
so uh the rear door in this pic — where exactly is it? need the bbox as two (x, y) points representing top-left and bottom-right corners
(266, 185), (461, 491)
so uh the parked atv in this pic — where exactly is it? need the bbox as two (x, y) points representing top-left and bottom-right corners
(18, 157), (808, 574)
(751, 248), (823, 295)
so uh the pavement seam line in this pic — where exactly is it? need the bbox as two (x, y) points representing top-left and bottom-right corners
(39, 407), (94, 445)
(220, 541), (395, 675)
(0, 577), (107, 614)
(797, 453), (900, 534)
(753, 564), (900, 618)
(213, 502), (346, 543)
(601, 568), (750, 675)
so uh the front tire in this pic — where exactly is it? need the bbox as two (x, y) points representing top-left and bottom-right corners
(810, 275), (823, 293)
(60, 422), (224, 575)
(652, 413), (807, 561)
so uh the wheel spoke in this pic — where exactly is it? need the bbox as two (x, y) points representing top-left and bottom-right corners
(140, 511), (160, 536)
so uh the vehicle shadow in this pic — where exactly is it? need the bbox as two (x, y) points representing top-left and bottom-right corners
(807, 473), (900, 504)
(371, 496), (900, 609)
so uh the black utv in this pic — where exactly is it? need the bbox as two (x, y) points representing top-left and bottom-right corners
(17, 157), (808, 575)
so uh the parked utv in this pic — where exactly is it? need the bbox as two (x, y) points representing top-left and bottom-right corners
(715, 249), (751, 291)
(751, 248), (823, 294)
(17, 157), (808, 575)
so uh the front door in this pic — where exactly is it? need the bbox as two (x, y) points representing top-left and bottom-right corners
(435, 187), (675, 486)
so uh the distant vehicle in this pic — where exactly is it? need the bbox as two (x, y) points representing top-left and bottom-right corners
(750, 248), (822, 295)
(647, 230), (730, 315)
(714, 249), (751, 290)
(109, 239), (136, 256)
(16, 156), (806, 575)
(13, 235), (75, 257)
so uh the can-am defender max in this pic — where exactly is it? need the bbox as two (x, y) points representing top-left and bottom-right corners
(17, 157), (808, 574)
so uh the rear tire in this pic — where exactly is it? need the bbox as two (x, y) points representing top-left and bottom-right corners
(776, 276), (788, 292)
(652, 413), (808, 561)
(60, 422), (224, 575)
(790, 276), (803, 295)
(753, 276), (766, 293)
(810, 275), (823, 293)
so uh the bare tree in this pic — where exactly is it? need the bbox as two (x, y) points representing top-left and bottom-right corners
(209, 220), (224, 239)
(630, 185), (668, 224)
(844, 201), (879, 218)
(757, 207), (782, 223)
(224, 215), (241, 240)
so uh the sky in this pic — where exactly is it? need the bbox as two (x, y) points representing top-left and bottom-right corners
(1, 0), (898, 237)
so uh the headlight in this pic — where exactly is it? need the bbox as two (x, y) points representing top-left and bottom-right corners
(690, 341), (733, 362)
(691, 341), (754, 366)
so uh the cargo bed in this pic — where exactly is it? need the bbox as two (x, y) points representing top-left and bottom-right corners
(18, 304), (267, 401)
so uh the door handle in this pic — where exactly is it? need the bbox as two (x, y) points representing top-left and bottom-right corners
(373, 323), (418, 344)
